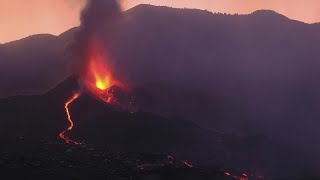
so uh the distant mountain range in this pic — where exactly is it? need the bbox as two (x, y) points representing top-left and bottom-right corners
(2, 5), (319, 98)
(2, 4), (320, 158)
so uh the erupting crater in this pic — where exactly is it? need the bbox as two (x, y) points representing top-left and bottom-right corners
(59, 39), (128, 144)
(81, 39), (124, 105)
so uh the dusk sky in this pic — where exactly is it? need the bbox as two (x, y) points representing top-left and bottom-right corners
(1, 0), (320, 43)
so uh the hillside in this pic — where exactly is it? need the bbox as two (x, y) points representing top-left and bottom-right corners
(110, 5), (320, 151)
(0, 32), (75, 97)
(2, 4), (320, 155)
(0, 77), (319, 178)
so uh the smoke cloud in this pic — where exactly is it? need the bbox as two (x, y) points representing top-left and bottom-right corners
(70, 0), (122, 77)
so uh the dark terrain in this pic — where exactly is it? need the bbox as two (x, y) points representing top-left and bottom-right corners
(0, 138), (233, 180)
(0, 30), (74, 97)
(0, 78), (319, 179)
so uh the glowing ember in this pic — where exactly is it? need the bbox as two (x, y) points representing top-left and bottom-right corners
(59, 92), (82, 145)
(88, 52), (113, 91)
(224, 171), (264, 180)
(182, 160), (193, 168)
(80, 39), (123, 105)
(167, 155), (174, 161)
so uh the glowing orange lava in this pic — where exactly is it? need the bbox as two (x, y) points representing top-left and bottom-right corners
(59, 92), (82, 145)
(224, 170), (264, 180)
(81, 39), (123, 104)
(182, 160), (193, 168)
(87, 50), (113, 91)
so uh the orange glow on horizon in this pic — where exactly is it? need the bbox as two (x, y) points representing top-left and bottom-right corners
(0, 0), (85, 43)
(1, 0), (320, 43)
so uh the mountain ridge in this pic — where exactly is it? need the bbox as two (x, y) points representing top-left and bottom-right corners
(1, 4), (318, 46)
(2, 3), (320, 156)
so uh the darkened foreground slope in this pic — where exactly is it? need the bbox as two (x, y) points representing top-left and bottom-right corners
(1, 139), (235, 180)
(0, 78), (319, 179)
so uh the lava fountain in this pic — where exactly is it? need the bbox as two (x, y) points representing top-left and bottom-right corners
(80, 39), (124, 104)
(58, 0), (127, 145)
(58, 39), (127, 144)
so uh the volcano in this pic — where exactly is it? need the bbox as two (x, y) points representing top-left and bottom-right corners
(0, 77), (319, 179)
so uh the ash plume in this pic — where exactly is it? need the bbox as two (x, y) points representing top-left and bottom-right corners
(70, 0), (122, 77)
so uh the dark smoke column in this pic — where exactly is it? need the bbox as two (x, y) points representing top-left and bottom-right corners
(70, 0), (122, 77)
(59, 0), (124, 145)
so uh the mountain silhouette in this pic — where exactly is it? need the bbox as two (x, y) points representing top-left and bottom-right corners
(0, 33), (74, 97)
(2, 5), (319, 98)
(108, 5), (320, 152)
(1, 4), (320, 165)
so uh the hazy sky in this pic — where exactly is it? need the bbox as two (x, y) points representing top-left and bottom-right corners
(1, 0), (320, 43)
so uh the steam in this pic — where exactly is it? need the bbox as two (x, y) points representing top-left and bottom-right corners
(70, 0), (122, 77)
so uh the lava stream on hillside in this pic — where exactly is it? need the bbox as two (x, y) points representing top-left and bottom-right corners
(58, 39), (130, 144)
(59, 92), (82, 145)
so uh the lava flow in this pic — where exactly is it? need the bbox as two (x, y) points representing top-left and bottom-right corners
(58, 40), (126, 144)
(59, 92), (82, 145)
(224, 170), (265, 180)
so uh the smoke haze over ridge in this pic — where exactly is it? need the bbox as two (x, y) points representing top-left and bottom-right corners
(70, 0), (122, 77)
